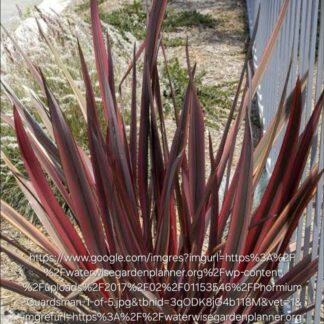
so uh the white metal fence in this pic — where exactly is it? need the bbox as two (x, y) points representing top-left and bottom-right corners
(246, 0), (324, 322)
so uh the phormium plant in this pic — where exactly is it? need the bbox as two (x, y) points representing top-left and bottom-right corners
(1, 0), (323, 322)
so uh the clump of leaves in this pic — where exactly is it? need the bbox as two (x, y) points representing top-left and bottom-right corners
(100, 0), (147, 39)
(164, 9), (216, 31)
(1, 0), (323, 321)
(198, 81), (238, 128)
(162, 58), (236, 126)
(162, 36), (186, 47)
(162, 58), (205, 111)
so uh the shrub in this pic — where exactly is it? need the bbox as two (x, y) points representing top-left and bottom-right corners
(1, 0), (323, 322)
(161, 58), (237, 127)
(164, 9), (216, 31)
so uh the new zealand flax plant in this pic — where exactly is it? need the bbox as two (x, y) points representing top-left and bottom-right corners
(1, 0), (323, 322)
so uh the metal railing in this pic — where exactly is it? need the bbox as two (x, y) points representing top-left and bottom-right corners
(246, 0), (324, 322)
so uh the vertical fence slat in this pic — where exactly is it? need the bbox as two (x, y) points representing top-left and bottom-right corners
(301, 1), (320, 319)
(313, 1), (324, 322)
